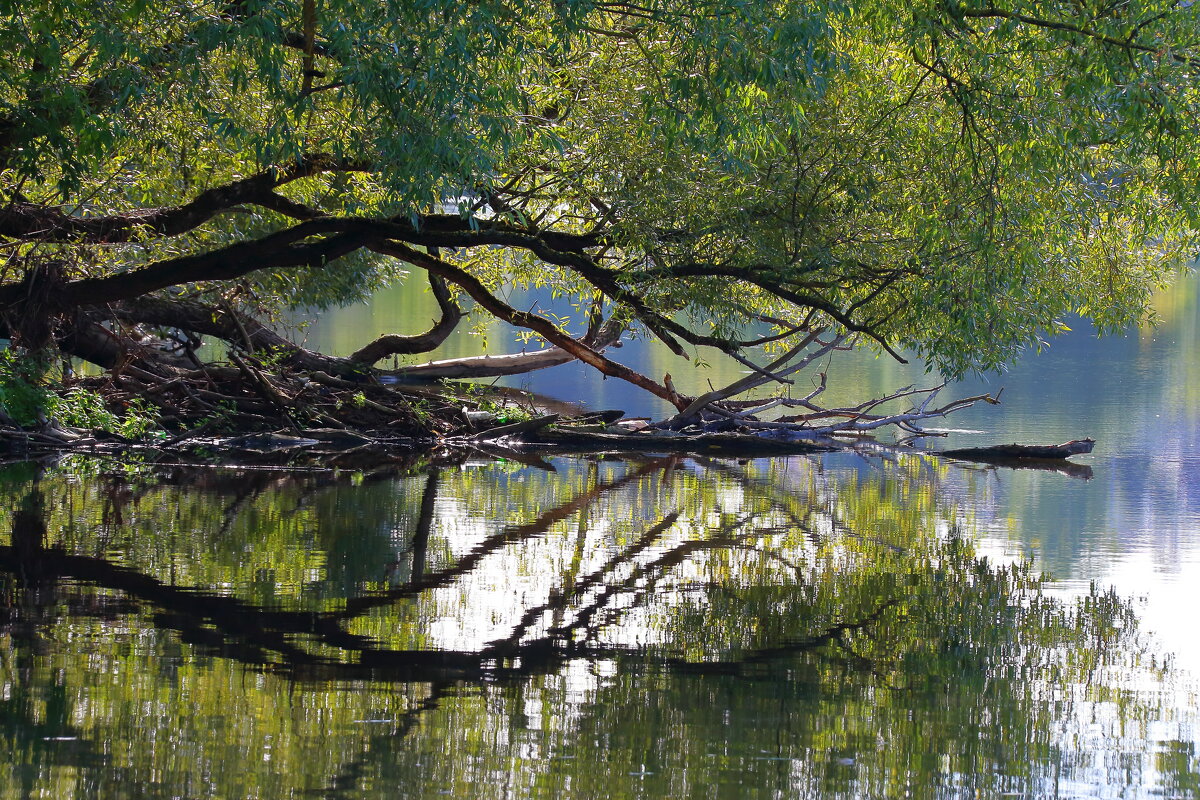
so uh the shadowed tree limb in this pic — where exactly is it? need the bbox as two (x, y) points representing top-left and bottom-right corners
(97, 285), (628, 383)
(0, 155), (368, 243)
(376, 241), (689, 408)
(1, 205), (906, 384)
(347, 274), (463, 364)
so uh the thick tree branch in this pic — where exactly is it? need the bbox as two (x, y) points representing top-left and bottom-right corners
(0, 204), (910, 388)
(396, 349), (579, 379)
(49, 221), (373, 307)
(0, 154), (367, 243)
(395, 311), (627, 379)
(373, 241), (687, 408)
(347, 274), (462, 364)
(100, 297), (364, 377)
(97, 287), (626, 385)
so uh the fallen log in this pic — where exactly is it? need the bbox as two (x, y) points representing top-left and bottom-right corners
(941, 438), (1095, 461)
(467, 414), (561, 442)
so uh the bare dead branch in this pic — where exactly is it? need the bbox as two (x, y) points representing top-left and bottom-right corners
(373, 241), (689, 409)
(712, 385), (1000, 437)
(666, 330), (844, 424)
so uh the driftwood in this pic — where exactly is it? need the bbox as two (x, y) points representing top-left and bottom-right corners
(468, 414), (562, 441)
(508, 430), (1097, 464)
(941, 438), (1095, 461)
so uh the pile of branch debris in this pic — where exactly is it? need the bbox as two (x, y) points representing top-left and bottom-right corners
(84, 352), (457, 437)
(1, 318), (1097, 476)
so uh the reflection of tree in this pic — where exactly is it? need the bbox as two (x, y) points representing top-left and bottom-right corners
(0, 459), (940, 681)
(3, 459), (689, 680)
(1157, 740), (1200, 799)
(0, 456), (1188, 800)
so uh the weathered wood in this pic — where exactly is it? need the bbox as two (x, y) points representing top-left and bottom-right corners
(941, 438), (1095, 461)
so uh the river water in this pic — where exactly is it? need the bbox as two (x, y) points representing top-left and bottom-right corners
(1, 275), (1198, 799)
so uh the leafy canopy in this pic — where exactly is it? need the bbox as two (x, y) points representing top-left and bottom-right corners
(1, 0), (1197, 381)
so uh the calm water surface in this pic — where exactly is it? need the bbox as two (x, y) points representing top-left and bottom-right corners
(1, 276), (1198, 799)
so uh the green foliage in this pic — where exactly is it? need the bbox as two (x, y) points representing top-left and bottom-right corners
(0, 350), (49, 426)
(2, 0), (1199, 378)
(52, 388), (160, 438)
(478, 0), (1199, 374)
(0, 349), (159, 435)
(458, 382), (534, 423)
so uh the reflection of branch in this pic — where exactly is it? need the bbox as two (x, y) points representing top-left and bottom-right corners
(732, 598), (898, 668)
(216, 482), (264, 539)
(482, 512), (681, 655)
(548, 513), (760, 642)
(337, 458), (672, 619)
(1, 461), (676, 682)
(733, 543), (810, 582)
(598, 598), (905, 677)
(13, 488), (47, 555)
(409, 469), (438, 581)
(696, 457), (909, 554)
(690, 457), (825, 544)
(1, 475), (910, 687)
(0, 545), (361, 662)
(320, 683), (452, 800)
(944, 456), (1094, 480)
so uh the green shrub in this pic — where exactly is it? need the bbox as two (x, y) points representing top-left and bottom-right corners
(0, 349), (160, 438)
(0, 349), (51, 427)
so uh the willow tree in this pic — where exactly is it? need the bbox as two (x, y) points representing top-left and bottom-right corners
(0, 0), (1196, 434)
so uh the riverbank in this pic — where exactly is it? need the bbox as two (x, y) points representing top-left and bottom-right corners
(1, 413), (1100, 484)
(0, 414), (837, 469)
(0, 354), (1094, 470)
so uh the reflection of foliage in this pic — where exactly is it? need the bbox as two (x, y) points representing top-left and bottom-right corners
(1158, 740), (1200, 799)
(0, 455), (1190, 799)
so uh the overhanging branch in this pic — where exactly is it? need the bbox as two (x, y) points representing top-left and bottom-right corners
(347, 274), (462, 364)
(373, 241), (688, 408)
(0, 154), (368, 243)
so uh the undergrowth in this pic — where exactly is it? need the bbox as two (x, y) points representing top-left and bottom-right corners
(0, 349), (160, 438)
